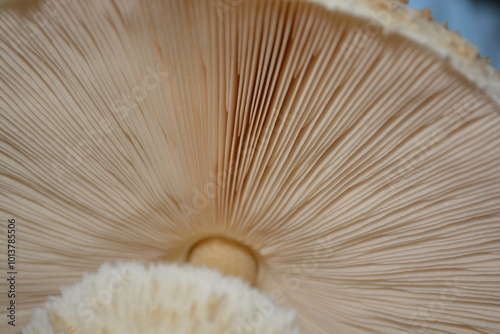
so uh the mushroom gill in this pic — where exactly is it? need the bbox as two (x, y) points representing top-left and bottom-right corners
(0, 0), (499, 333)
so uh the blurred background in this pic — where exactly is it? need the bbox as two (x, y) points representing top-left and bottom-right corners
(409, 0), (500, 69)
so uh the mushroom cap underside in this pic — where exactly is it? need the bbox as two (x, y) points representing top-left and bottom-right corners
(1, 0), (500, 333)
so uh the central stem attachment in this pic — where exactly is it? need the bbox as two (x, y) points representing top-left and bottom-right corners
(187, 237), (258, 285)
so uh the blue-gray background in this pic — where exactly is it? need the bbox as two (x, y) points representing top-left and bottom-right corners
(409, 0), (500, 69)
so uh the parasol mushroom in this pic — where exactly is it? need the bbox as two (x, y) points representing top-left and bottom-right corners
(0, 0), (499, 333)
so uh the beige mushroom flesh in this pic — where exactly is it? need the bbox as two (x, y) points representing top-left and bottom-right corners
(0, 0), (499, 333)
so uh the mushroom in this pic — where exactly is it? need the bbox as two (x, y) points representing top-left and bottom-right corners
(0, 0), (499, 333)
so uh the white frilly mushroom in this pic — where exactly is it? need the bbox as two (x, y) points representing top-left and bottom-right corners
(23, 262), (300, 334)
